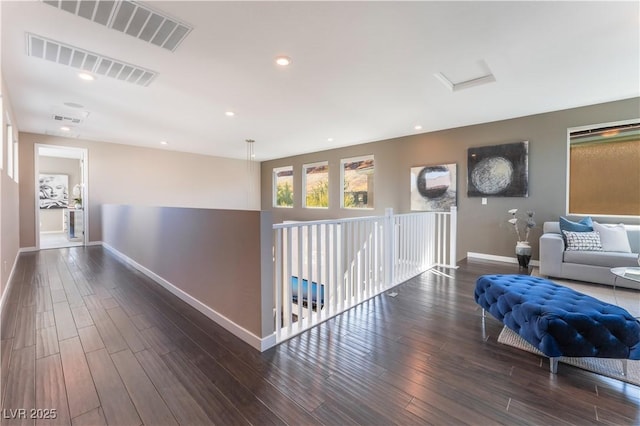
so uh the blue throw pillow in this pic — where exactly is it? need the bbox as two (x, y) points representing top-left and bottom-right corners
(559, 216), (593, 233)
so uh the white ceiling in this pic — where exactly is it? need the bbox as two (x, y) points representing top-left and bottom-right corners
(2, 1), (639, 161)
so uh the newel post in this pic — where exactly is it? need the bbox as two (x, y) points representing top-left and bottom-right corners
(384, 208), (395, 287)
(449, 206), (458, 268)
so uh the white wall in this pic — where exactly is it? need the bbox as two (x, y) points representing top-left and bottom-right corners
(19, 133), (261, 247)
(0, 77), (21, 302)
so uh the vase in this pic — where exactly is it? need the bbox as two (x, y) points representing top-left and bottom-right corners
(515, 241), (532, 269)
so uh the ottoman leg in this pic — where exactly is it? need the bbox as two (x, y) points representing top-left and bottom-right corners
(622, 360), (628, 376)
(550, 357), (559, 374)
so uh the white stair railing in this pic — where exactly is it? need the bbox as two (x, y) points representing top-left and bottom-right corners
(272, 207), (456, 343)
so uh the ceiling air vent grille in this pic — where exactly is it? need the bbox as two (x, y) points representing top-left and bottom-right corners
(41, 0), (192, 52)
(53, 114), (83, 124)
(27, 33), (157, 86)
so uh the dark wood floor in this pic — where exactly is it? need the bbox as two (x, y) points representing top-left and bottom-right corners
(1, 247), (639, 425)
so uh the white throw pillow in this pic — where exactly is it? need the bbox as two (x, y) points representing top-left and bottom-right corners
(593, 221), (632, 253)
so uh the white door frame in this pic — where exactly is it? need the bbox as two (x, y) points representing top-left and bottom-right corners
(34, 144), (89, 249)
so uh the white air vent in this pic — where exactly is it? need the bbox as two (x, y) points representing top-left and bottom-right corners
(27, 33), (157, 86)
(52, 114), (83, 125)
(41, 0), (192, 52)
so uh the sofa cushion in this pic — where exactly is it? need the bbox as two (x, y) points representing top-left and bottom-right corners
(563, 230), (603, 251)
(560, 216), (593, 233)
(563, 250), (639, 268)
(593, 222), (632, 253)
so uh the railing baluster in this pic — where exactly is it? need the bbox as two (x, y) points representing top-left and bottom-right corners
(285, 227), (292, 331)
(275, 229), (282, 339)
(297, 227), (303, 331)
(316, 223), (322, 323)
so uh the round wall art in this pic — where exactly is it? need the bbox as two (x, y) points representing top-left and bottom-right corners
(410, 163), (457, 211)
(467, 141), (529, 197)
(470, 156), (513, 195)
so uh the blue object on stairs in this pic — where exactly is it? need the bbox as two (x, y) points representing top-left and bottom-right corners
(291, 276), (324, 309)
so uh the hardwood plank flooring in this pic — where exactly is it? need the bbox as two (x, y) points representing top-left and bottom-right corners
(35, 354), (71, 426)
(85, 349), (141, 426)
(59, 337), (100, 418)
(2, 246), (639, 425)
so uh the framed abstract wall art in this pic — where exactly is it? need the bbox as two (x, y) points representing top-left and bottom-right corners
(467, 141), (529, 197)
(39, 174), (69, 209)
(411, 163), (457, 211)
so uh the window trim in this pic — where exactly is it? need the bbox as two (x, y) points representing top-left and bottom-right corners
(0, 98), (4, 171)
(302, 161), (329, 209)
(273, 165), (294, 208)
(566, 118), (640, 218)
(6, 122), (13, 179)
(340, 154), (375, 210)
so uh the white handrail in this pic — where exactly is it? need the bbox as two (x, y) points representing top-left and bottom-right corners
(272, 207), (457, 343)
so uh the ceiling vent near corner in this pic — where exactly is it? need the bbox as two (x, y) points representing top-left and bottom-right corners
(41, 0), (192, 52)
(51, 114), (84, 125)
(27, 33), (157, 86)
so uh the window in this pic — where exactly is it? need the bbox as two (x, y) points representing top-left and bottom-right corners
(303, 162), (329, 208)
(6, 123), (13, 179)
(568, 120), (639, 216)
(273, 166), (294, 208)
(0, 99), (3, 170)
(13, 139), (19, 183)
(341, 155), (374, 209)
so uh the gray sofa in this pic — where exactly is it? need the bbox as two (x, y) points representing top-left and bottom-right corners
(539, 221), (640, 290)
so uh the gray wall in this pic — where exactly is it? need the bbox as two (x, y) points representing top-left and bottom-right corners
(261, 98), (640, 262)
(101, 204), (273, 341)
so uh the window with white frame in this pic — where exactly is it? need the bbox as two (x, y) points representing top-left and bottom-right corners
(303, 161), (329, 208)
(0, 99), (3, 170)
(273, 166), (294, 208)
(568, 120), (639, 216)
(341, 155), (374, 209)
(13, 138), (19, 183)
(7, 122), (13, 179)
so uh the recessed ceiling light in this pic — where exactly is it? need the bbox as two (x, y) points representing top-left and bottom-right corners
(160, 141), (168, 145)
(64, 102), (84, 109)
(327, 138), (334, 142)
(78, 72), (95, 81)
(414, 125), (423, 130)
(60, 126), (71, 132)
(275, 56), (291, 66)
(225, 111), (235, 117)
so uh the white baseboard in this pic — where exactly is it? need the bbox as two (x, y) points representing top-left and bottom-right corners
(1, 251), (22, 315)
(86, 241), (103, 247)
(467, 251), (540, 267)
(101, 242), (273, 351)
(19, 247), (38, 253)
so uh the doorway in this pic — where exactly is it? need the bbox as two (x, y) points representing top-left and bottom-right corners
(35, 144), (88, 250)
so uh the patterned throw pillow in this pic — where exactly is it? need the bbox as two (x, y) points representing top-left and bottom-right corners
(562, 230), (603, 251)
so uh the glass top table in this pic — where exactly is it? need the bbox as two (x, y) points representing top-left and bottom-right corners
(611, 267), (640, 283)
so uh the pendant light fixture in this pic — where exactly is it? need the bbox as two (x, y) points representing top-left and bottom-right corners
(246, 139), (257, 209)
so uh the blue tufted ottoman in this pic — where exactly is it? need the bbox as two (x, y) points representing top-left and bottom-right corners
(474, 274), (640, 373)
